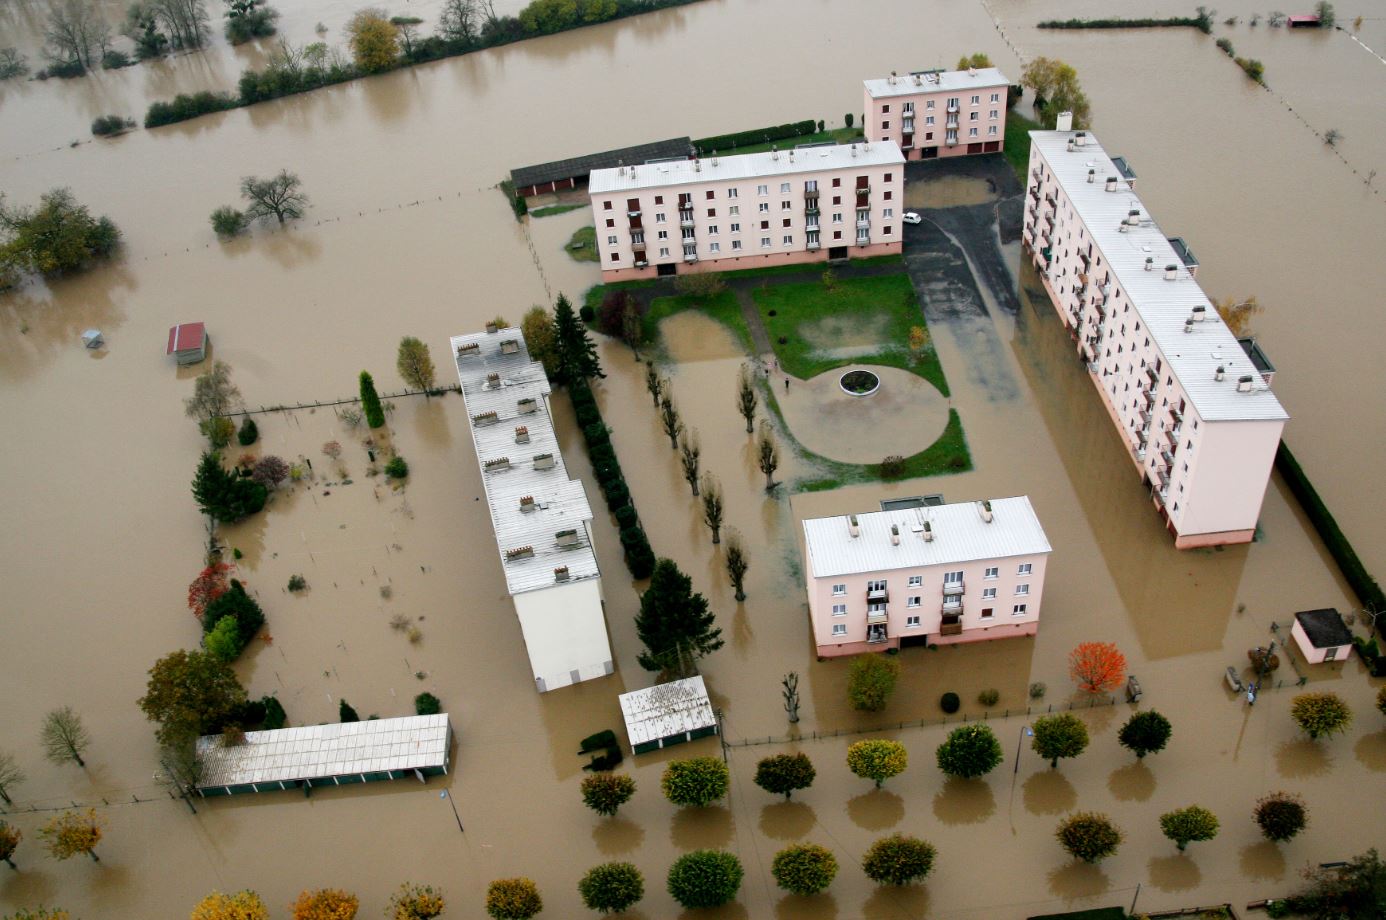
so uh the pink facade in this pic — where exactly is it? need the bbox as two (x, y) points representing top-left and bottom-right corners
(801, 498), (1051, 658)
(1023, 131), (1288, 548)
(863, 68), (1009, 161)
(588, 142), (905, 282)
(1290, 610), (1354, 664)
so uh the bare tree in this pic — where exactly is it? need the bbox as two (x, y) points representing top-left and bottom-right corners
(43, 0), (111, 69)
(438, 0), (480, 43)
(725, 529), (749, 601)
(679, 429), (701, 496)
(658, 393), (683, 450)
(390, 15), (423, 56)
(241, 170), (308, 224)
(736, 363), (758, 433)
(757, 420), (780, 492)
(153, 0), (210, 49)
(41, 707), (90, 768)
(644, 364), (663, 407)
(0, 751), (24, 805)
(700, 473), (724, 545)
(480, 0), (500, 29)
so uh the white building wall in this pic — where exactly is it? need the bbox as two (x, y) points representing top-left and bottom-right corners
(1176, 418), (1284, 543)
(512, 579), (613, 692)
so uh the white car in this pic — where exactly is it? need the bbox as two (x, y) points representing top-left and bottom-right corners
(903, 211), (922, 225)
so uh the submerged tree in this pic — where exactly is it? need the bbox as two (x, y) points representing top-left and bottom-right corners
(1214, 295), (1263, 337)
(661, 756), (729, 808)
(724, 529), (749, 601)
(735, 364), (758, 433)
(223, 0), (278, 43)
(1021, 56), (1092, 129)
(37, 809), (103, 862)
(1290, 692), (1352, 740)
(0, 751), (25, 804)
(359, 371), (385, 428)
(521, 305), (560, 380)
(184, 360), (243, 424)
(1282, 847), (1384, 916)
(847, 739), (907, 788)
(679, 430), (701, 496)
(0, 188), (120, 287)
(956, 52), (992, 69)
(658, 394), (683, 450)
(848, 654), (900, 713)
(42, 0), (110, 70)
(438, 0), (482, 44)
(756, 421), (780, 491)
(553, 293), (603, 382)
(190, 890), (270, 920)
(485, 878), (542, 920)
(667, 850), (743, 910)
(578, 861), (644, 915)
(386, 882), (446, 920)
(754, 753), (815, 800)
(397, 336), (437, 394)
(1056, 812), (1122, 863)
(192, 452), (268, 522)
(188, 561), (234, 619)
(138, 649), (247, 747)
(581, 772), (635, 817)
(1031, 713), (1089, 769)
(936, 724), (1003, 778)
(41, 707), (91, 768)
(290, 889), (358, 920)
(699, 473), (724, 545)
(772, 843), (838, 896)
(0, 820), (20, 868)
(862, 834), (936, 886)
(241, 170), (308, 224)
(1254, 791), (1308, 842)
(345, 7), (399, 72)
(1160, 805), (1220, 851)
(1117, 710), (1172, 759)
(644, 362), (663, 407)
(634, 558), (723, 678)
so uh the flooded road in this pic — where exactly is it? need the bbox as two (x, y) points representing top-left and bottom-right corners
(2, 0), (1385, 916)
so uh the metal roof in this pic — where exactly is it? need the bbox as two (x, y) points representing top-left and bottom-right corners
(450, 328), (600, 595)
(510, 137), (691, 189)
(619, 676), (716, 747)
(195, 714), (451, 788)
(166, 322), (205, 354)
(864, 67), (1010, 99)
(589, 141), (904, 194)
(1030, 131), (1289, 423)
(802, 496), (1051, 579)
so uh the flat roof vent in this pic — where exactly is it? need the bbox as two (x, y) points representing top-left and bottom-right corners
(517, 397), (538, 414)
(922, 520), (934, 541)
(1105, 176), (1118, 192)
(1215, 365), (1226, 381)
(1164, 264), (1178, 280)
(533, 453), (556, 470)
(499, 338), (520, 355)
(848, 514), (860, 538)
(1236, 375), (1255, 393)
(556, 529), (581, 547)
(1192, 305), (1207, 321)
(1087, 168), (1096, 183)
(890, 524), (900, 546)
(978, 499), (993, 523)
(1126, 209), (1142, 226)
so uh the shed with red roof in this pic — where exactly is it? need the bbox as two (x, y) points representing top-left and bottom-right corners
(166, 322), (208, 365)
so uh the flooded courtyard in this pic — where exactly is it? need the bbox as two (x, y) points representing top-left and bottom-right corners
(2, 0), (1385, 916)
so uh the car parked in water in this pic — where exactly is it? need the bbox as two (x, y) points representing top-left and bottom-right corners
(903, 211), (922, 225)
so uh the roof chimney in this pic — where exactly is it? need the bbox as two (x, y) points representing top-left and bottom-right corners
(1105, 176), (1118, 192)
(1236, 375), (1255, 393)
(1144, 257), (1154, 271)
(890, 524), (900, 546)
(848, 514), (860, 538)
(1087, 168), (1095, 183)
(922, 520), (933, 542)
(978, 500), (993, 523)
(1127, 210), (1142, 226)
(1215, 365), (1226, 381)
(1055, 111), (1074, 131)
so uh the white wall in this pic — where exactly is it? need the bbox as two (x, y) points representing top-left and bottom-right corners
(1177, 418), (1284, 539)
(512, 579), (613, 692)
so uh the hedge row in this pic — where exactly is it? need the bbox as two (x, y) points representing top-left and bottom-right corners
(144, 90), (238, 128)
(693, 119), (818, 154)
(1038, 16), (1211, 33)
(1275, 441), (1384, 630)
(572, 381), (655, 579)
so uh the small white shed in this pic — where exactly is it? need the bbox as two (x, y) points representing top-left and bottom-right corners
(619, 676), (718, 755)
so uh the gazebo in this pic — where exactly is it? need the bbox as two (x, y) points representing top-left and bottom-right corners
(166, 322), (208, 364)
(618, 676), (718, 755)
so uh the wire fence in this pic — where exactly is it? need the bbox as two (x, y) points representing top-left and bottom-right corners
(216, 384), (461, 418)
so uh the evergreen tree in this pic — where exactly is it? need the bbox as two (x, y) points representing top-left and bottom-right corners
(634, 558), (723, 678)
(359, 371), (385, 428)
(191, 452), (268, 522)
(553, 293), (603, 383)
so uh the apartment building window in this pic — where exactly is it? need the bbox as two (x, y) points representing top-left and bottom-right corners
(727, 188), (737, 198)
(988, 126), (998, 136)
(782, 218), (791, 228)
(926, 132), (934, 141)
(907, 575), (922, 587)
(760, 220), (769, 230)
(658, 247), (669, 257)
(709, 242), (720, 253)
(607, 235), (617, 245)
(969, 111), (978, 121)
(1012, 604), (1028, 616)
(761, 237), (772, 248)
(706, 190), (715, 200)
(926, 115), (935, 126)
(833, 230), (842, 240)
(806, 231), (819, 246)
(969, 128), (978, 137)
(832, 584), (846, 596)
(729, 206), (739, 216)
(1015, 584), (1030, 596)
(883, 208), (893, 218)
(882, 121), (890, 130)
(707, 208), (716, 218)
(944, 571), (963, 586)
(783, 235), (793, 246)
(631, 231), (644, 244)
(780, 182), (791, 193)
(906, 615), (921, 628)
(903, 102), (914, 113)
(970, 94), (980, 104)
(732, 240), (742, 250)
(980, 607), (994, 619)
(832, 213), (843, 223)
(990, 92), (1000, 102)
(926, 99), (935, 109)
(609, 252), (619, 262)
(781, 200), (792, 211)
(681, 228), (695, 242)
(982, 587), (997, 600)
(984, 566), (998, 579)
(657, 230), (668, 240)
(883, 225), (892, 235)
(907, 596), (920, 608)
(882, 104), (890, 113)
(1017, 563), (1032, 575)
(707, 225), (719, 235)
(989, 109), (999, 120)
(759, 203), (769, 213)
(654, 196), (663, 204)
(832, 624), (847, 637)
(683, 244), (696, 257)
(857, 228), (870, 243)
(832, 178), (841, 187)
(883, 191), (893, 202)
(655, 213), (666, 223)
(805, 180), (818, 192)
(605, 219), (614, 228)
(730, 223), (740, 233)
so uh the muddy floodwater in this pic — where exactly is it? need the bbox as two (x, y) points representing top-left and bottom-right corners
(2, 0), (1385, 916)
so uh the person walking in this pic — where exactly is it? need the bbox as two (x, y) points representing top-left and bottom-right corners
(784, 377), (790, 391)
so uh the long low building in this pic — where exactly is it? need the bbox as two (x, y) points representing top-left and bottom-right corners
(588, 140), (905, 281)
(194, 714), (452, 797)
(802, 497), (1052, 657)
(452, 326), (614, 692)
(618, 676), (718, 755)
(1023, 128), (1288, 548)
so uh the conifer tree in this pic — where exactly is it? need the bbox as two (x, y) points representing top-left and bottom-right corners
(191, 452), (268, 522)
(359, 371), (385, 428)
(553, 293), (603, 383)
(634, 558), (723, 678)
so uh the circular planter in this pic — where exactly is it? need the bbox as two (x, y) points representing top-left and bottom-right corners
(839, 369), (881, 397)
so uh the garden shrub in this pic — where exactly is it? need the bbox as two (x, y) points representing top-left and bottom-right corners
(624, 532), (655, 579)
(978, 688), (1000, 707)
(201, 580), (265, 658)
(603, 479), (630, 511)
(614, 504), (639, 530)
(693, 119), (816, 153)
(415, 692), (441, 716)
(261, 695), (287, 729)
(385, 455), (409, 479)
(588, 441), (617, 470)
(575, 403), (601, 429)
(579, 304), (596, 323)
(144, 91), (238, 128)
(879, 455), (906, 479)
(583, 422), (610, 447)
(237, 417), (259, 446)
(667, 850), (743, 910)
(940, 692), (961, 714)
(91, 114), (135, 136)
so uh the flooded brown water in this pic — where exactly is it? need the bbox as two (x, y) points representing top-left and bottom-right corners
(2, 0), (1385, 916)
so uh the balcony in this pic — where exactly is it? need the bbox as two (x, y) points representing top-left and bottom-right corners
(866, 625), (890, 644)
(855, 185), (871, 196)
(946, 136), (959, 147)
(940, 615), (963, 637)
(943, 582), (964, 597)
(856, 218), (871, 230)
(945, 115), (959, 128)
(679, 212), (694, 228)
(806, 239), (821, 250)
(947, 101), (959, 113)
(626, 209), (640, 218)
(1161, 449), (1175, 468)
(867, 606), (889, 623)
(805, 220), (820, 231)
(1044, 193), (1057, 208)
(1170, 422), (1183, 439)
(804, 203), (820, 216)
(866, 587), (888, 602)
(1028, 185), (1040, 203)
(1145, 366), (1158, 384)
(683, 250), (698, 263)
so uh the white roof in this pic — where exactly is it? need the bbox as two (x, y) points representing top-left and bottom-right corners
(1031, 131), (1289, 423)
(451, 328), (601, 594)
(802, 496), (1051, 579)
(619, 676), (716, 748)
(589, 141), (904, 194)
(864, 67), (1010, 98)
(195, 714), (451, 788)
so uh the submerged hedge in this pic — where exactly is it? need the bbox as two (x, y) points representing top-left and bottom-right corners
(1276, 441), (1384, 629)
(570, 379), (654, 579)
(693, 119), (818, 154)
(1038, 15), (1213, 33)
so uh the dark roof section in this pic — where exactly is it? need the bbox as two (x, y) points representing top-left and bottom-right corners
(1111, 156), (1137, 180)
(1167, 236), (1198, 270)
(1295, 608), (1353, 648)
(1237, 337), (1276, 375)
(510, 137), (692, 190)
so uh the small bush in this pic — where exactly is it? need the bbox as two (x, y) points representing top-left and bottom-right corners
(145, 91), (238, 129)
(485, 878), (541, 920)
(261, 695), (287, 730)
(385, 455), (409, 479)
(575, 403), (601, 429)
(287, 574), (307, 592)
(579, 304), (595, 323)
(1029, 682), (1047, 699)
(579, 862), (643, 914)
(201, 416), (236, 448)
(237, 416), (259, 445)
(414, 692), (441, 716)
(940, 692), (961, 713)
(978, 688), (1000, 707)
(211, 206), (249, 238)
(588, 441), (617, 469)
(583, 422), (610, 447)
(91, 114), (135, 136)
(40, 59), (86, 79)
(771, 843), (838, 896)
(667, 850), (743, 910)
(661, 756), (729, 807)
(625, 536), (655, 579)
(202, 580), (265, 658)
(848, 654), (900, 712)
(1056, 812), (1122, 862)
(880, 455), (906, 479)
(1236, 56), (1266, 83)
(1254, 791), (1308, 842)
(102, 49), (133, 69)
(1216, 37), (1235, 55)
(581, 772), (635, 817)
(603, 480), (629, 511)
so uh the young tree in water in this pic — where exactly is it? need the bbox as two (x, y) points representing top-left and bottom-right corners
(359, 371), (385, 428)
(756, 420), (780, 491)
(699, 473), (723, 545)
(578, 862), (644, 915)
(634, 558), (723, 678)
(153, 0), (211, 50)
(396, 336), (437, 394)
(1055, 812), (1122, 863)
(0, 752), (25, 804)
(1031, 713), (1089, 769)
(724, 528), (749, 601)
(0, 820), (20, 868)
(1160, 805), (1219, 851)
(37, 809), (103, 862)
(438, 0), (481, 43)
(667, 850), (743, 910)
(679, 429), (701, 496)
(290, 889), (359, 920)
(620, 298), (644, 358)
(736, 363), (758, 433)
(139, 649), (247, 747)
(1021, 56), (1092, 128)
(754, 752), (815, 800)
(241, 170), (308, 224)
(936, 724), (1003, 778)
(190, 890), (270, 920)
(386, 883), (446, 920)
(1117, 710), (1172, 759)
(772, 843), (838, 896)
(192, 451), (268, 522)
(521, 305), (560, 380)
(485, 878), (541, 920)
(658, 393), (683, 450)
(1069, 641), (1126, 694)
(847, 739), (907, 788)
(643, 363), (663, 407)
(390, 16), (423, 56)
(223, 0), (278, 44)
(1214, 295), (1262, 337)
(42, 0), (110, 70)
(580, 772), (635, 817)
(345, 8), (399, 72)
(1254, 792), (1308, 842)
(41, 706), (91, 768)
(848, 654), (900, 712)
(1290, 691), (1352, 740)
(862, 834), (936, 885)
(661, 756), (729, 807)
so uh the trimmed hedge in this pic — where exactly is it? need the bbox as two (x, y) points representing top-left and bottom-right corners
(694, 119), (817, 153)
(571, 378), (651, 578)
(1277, 442), (1384, 631)
(603, 480), (630, 512)
(584, 422), (610, 447)
(614, 504), (639, 530)
(144, 91), (238, 128)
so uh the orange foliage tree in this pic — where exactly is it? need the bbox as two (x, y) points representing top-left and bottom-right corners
(1069, 642), (1127, 694)
(290, 889), (358, 920)
(188, 562), (235, 619)
(190, 890), (270, 920)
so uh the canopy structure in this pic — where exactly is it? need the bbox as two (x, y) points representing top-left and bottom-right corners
(618, 676), (718, 755)
(81, 329), (103, 349)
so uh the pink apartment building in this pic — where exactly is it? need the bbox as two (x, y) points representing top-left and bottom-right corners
(1022, 129), (1288, 548)
(863, 68), (1010, 160)
(588, 142), (905, 282)
(802, 497), (1051, 658)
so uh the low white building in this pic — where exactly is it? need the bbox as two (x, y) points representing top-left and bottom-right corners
(452, 327), (613, 692)
(618, 676), (718, 755)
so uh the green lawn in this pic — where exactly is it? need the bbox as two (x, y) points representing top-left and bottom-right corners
(1005, 109), (1043, 183)
(718, 127), (863, 156)
(531, 203), (586, 218)
(565, 226), (598, 262)
(752, 273), (950, 397)
(644, 290), (755, 354)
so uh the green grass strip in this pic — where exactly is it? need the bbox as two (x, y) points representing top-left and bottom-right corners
(530, 203), (586, 218)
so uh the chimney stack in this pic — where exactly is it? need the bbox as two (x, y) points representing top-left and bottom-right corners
(848, 514), (860, 538)
(1055, 111), (1074, 131)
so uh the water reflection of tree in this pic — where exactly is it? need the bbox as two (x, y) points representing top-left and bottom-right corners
(846, 788), (903, 831)
(590, 816), (643, 856)
(670, 803), (733, 850)
(1147, 853), (1201, 891)
(1275, 738), (1334, 778)
(0, 261), (135, 381)
(861, 884), (930, 920)
(1045, 860), (1110, 899)
(759, 800), (815, 840)
(1107, 760), (1156, 801)
(1022, 769), (1076, 815)
(774, 891), (837, 920)
(1239, 840), (1287, 881)
(931, 776), (996, 825)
